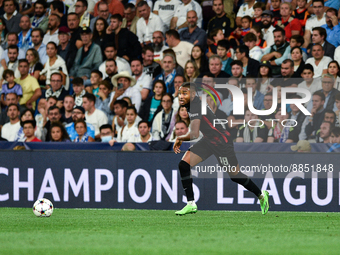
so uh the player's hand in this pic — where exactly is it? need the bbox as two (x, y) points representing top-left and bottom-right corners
(173, 138), (182, 154)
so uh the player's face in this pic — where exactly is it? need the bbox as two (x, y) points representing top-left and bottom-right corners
(126, 109), (137, 124)
(75, 122), (86, 136)
(178, 87), (191, 105)
(51, 127), (62, 141)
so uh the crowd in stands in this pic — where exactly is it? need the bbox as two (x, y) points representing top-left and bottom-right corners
(0, 0), (340, 151)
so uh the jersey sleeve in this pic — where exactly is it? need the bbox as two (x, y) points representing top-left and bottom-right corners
(189, 98), (202, 121)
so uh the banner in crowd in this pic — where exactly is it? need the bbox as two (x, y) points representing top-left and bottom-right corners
(0, 151), (338, 212)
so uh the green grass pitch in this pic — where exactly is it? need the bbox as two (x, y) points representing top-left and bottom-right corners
(0, 208), (339, 255)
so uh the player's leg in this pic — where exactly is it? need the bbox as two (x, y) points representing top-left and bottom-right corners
(175, 151), (203, 215)
(228, 164), (269, 215)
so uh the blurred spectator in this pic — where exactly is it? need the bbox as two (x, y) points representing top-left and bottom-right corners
(131, 58), (152, 101)
(236, 109), (268, 143)
(72, 77), (86, 107)
(152, 31), (169, 63)
(86, 70), (103, 97)
(121, 3), (138, 34)
(35, 96), (57, 129)
(70, 27), (103, 81)
(244, 32), (263, 62)
(139, 80), (166, 123)
(40, 42), (69, 90)
(16, 108), (43, 141)
(305, 45), (332, 78)
(300, 91), (326, 140)
(166, 29), (193, 69)
(30, 0), (48, 33)
(230, 16), (251, 45)
(170, 0), (202, 30)
(74, 0), (92, 28)
(307, 27), (335, 58)
(319, 74), (339, 110)
(290, 46), (305, 77)
(109, 71), (142, 113)
(90, 2), (111, 31)
(127, 120), (153, 143)
(153, 0), (180, 31)
(18, 15), (33, 52)
(261, 28), (290, 76)
(43, 105), (62, 141)
(136, 1), (165, 47)
(42, 14), (60, 46)
(93, 0), (124, 18)
(21, 120), (42, 142)
(99, 124), (114, 142)
(102, 59), (117, 88)
(302, 0), (326, 49)
(297, 64), (322, 101)
(91, 17), (108, 52)
(83, 93), (108, 139)
(260, 11), (275, 50)
(50, 1), (67, 27)
(0, 93), (24, 128)
(1, 69), (22, 106)
(152, 93), (176, 140)
(291, 140), (312, 152)
(99, 44), (131, 78)
(2, 0), (22, 34)
(276, 2), (302, 41)
(245, 77), (264, 110)
(235, 45), (260, 77)
(168, 120), (189, 142)
(257, 61), (273, 95)
(236, 0), (256, 27)
(317, 121), (332, 143)
(271, 59), (298, 87)
(31, 28), (48, 64)
(184, 60), (199, 82)
(154, 53), (177, 94)
(57, 26), (77, 72)
(116, 106), (139, 142)
(111, 99), (128, 137)
(267, 108), (300, 143)
(26, 48), (43, 80)
(105, 14), (142, 62)
(142, 45), (162, 79)
(191, 45), (209, 74)
(327, 61), (340, 90)
(1, 103), (20, 141)
(73, 119), (95, 142)
(179, 10), (207, 51)
(50, 121), (71, 142)
(330, 126), (340, 143)
(207, 0), (233, 39)
(65, 106), (95, 141)
(15, 59), (41, 110)
(321, 7), (340, 48)
(67, 12), (83, 50)
(2, 45), (20, 78)
(43, 72), (69, 108)
(63, 95), (75, 124)
(230, 60), (245, 86)
(95, 80), (113, 122)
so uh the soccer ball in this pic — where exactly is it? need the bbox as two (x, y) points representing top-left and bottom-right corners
(33, 198), (54, 217)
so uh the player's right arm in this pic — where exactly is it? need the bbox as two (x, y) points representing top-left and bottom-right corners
(173, 119), (200, 153)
